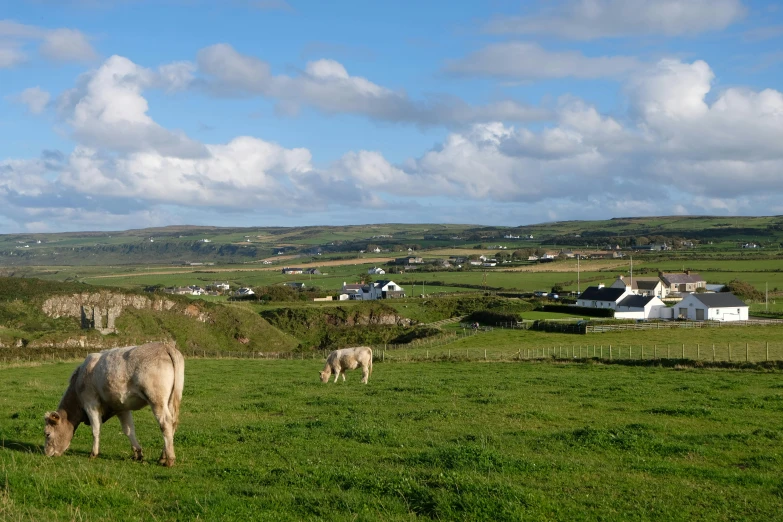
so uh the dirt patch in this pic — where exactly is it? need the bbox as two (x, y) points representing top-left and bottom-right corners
(89, 258), (396, 279)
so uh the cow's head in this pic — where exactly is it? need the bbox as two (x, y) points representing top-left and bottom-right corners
(43, 411), (74, 457)
(319, 370), (330, 383)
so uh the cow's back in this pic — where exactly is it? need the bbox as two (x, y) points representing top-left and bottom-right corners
(85, 343), (178, 412)
(334, 346), (372, 369)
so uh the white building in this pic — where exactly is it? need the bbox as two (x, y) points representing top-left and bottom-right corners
(614, 295), (668, 320)
(576, 285), (632, 309)
(611, 275), (667, 298)
(368, 267), (386, 275)
(674, 293), (748, 321)
(235, 287), (255, 297)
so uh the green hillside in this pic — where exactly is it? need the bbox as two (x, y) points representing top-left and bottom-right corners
(0, 277), (297, 354)
(2, 216), (782, 266)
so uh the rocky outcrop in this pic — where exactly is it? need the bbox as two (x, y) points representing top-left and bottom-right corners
(42, 291), (190, 334)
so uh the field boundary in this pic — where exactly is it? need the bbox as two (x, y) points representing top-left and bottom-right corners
(586, 318), (783, 333)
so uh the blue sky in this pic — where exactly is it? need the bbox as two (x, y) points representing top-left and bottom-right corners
(2, 0), (783, 232)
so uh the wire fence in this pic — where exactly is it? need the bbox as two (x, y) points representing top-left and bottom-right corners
(3, 339), (783, 368)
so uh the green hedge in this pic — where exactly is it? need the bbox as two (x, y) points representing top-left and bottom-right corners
(541, 304), (614, 318)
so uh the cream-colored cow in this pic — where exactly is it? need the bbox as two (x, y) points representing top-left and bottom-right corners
(320, 346), (373, 384)
(44, 341), (185, 466)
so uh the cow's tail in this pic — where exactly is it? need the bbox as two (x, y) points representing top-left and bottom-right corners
(368, 347), (373, 379)
(164, 341), (185, 431)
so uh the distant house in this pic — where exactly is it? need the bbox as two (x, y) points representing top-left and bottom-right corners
(284, 282), (306, 290)
(395, 257), (423, 265)
(674, 293), (748, 321)
(281, 267), (304, 275)
(211, 282), (230, 292)
(235, 287), (255, 297)
(610, 276), (667, 298)
(660, 271), (706, 294)
(368, 267), (386, 275)
(188, 285), (205, 296)
(200, 239), (212, 243)
(632, 243), (669, 251)
(614, 295), (668, 320)
(576, 285), (631, 310)
(340, 280), (404, 300)
(374, 280), (405, 299)
(304, 268), (321, 275)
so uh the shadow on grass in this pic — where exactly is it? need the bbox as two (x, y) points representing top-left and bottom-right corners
(1, 439), (42, 454)
(566, 358), (783, 371)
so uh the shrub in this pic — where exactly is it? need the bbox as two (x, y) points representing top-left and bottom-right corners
(541, 304), (614, 317)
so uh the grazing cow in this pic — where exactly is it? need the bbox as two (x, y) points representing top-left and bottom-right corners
(44, 341), (185, 467)
(320, 346), (373, 384)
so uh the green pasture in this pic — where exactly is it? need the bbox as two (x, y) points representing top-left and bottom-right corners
(424, 324), (783, 363)
(2, 359), (782, 521)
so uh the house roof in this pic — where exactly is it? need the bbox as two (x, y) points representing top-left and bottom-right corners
(343, 284), (363, 290)
(617, 295), (657, 308)
(578, 286), (627, 302)
(691, 293), (747, 308)
(661, 272), (705, 285)
(635, 279), (661, 290)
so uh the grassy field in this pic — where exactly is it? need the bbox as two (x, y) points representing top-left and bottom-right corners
(1, 358), (782, 521)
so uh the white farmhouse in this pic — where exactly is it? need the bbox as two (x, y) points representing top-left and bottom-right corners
(611, 275), (667, 298)
(674, 293), (748, 321)
(368, 267), (386, 275)
(576, 285), (632, 310)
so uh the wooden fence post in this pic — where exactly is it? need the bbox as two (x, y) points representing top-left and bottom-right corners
(746, 343), (749, 362)
(667, 344), (670, 359)
(609, 345), (612, 360)
(697, 344), (700, 360)
(682, 344), (685, 359)
(654, 345), (657, 359)
(728, 343), (731, 362)
(766, 342), (769, 362)
(712, 344), (715, 362)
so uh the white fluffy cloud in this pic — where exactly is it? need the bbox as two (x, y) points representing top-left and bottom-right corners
(57, 55), (207, 157)
(5, 54), (783, 230)
(9, 86), (51, 114)
(39, 28), (97, 63)
(485, 0), (746, 39)
(196, 43), (549, 125)
(59, 137), (313, 207)
(446, 42), (641, 80)
(0, 20), (97, 65)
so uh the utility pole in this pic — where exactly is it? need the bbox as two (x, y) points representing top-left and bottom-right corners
(630, 255), (633, 290)
(577, 255), (580, 295)
(766, 282), (769, 312)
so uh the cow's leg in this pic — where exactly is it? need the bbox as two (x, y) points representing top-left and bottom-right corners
(150, 404), (176, 467)
(341, 371), (346, 382)
(85, 407), (102, 459)
(333, 369), (340, 383)
(361, 365), (369, 384)
(118, 411), (144, 461)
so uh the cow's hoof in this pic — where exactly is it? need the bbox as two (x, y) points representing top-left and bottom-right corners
(132, 450), (144, 461)
(158, 457), (175, 467)
(89, 452), (99, 460)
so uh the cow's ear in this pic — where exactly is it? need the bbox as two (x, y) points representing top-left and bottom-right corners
(45, 411), (61, 425)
